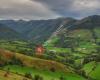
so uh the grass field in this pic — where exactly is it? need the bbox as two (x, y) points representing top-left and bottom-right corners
(0, 70), (30, 80)
(3, 65), (85, 80)
(83, 61), (100, 80)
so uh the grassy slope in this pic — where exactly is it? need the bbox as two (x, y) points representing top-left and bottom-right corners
(0, 49), (70, 72)
(44, 28), (100, 58)
(43, 27), (100, 80)
(83, 61), (100, 80)
(0, 49), (86, 80)
(0, 70), (30, 80)
(4, 65), (85, 80)
(68, 29), (93, 40)
(45, 26), (100, 46)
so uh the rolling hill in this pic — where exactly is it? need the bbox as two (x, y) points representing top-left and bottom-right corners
(0, 49), (86, 80)
(0, 49), (71, 72)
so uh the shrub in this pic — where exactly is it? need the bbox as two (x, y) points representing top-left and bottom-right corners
(50, 67), (56, 72)
(33, 74), (43, 80)
(24, 73), (32, 79)
(59, 76), (65, 80)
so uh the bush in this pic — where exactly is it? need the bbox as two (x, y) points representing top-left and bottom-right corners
(10, 55), (23, 66)
(50, 67), (56, 72)
(33, 74), (43, 80)
(24, 73), (32, 79)
(59, 76), (65, 80)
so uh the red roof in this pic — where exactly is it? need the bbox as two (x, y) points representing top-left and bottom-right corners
(35, 45), (45, 55)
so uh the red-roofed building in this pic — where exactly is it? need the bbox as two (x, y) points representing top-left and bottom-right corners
(35, 45), (45, 55)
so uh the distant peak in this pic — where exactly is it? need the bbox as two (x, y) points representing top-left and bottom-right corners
(83, 15), (100, 20)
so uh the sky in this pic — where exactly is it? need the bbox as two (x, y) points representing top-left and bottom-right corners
(0, 0), (100, 20)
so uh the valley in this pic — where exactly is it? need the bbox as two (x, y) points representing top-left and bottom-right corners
(0, 15), (100, 80)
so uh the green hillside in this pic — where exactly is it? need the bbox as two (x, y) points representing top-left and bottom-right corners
(0, 70), (30, 80)
(3, 65), (85, 80)
(83, 61), (100, 80)
(43, 15), (100, 80)
(0, 49), (86, 80)
(0, 15), (100, 80)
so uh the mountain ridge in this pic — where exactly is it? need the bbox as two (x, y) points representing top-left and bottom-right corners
(0, 15), (100, 43)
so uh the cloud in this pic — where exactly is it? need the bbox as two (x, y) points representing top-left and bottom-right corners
(34, 0), (100, 18)
(0, 0), (60, 20)
(0, 0), (100, 20)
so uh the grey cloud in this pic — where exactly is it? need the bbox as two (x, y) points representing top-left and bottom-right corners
(0, 0), (100, 20)
(0, 0), (60, 20)
(34, 0), (100, 18)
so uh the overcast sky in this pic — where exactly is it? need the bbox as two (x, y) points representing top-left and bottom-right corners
(0, 0), (100, 20)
